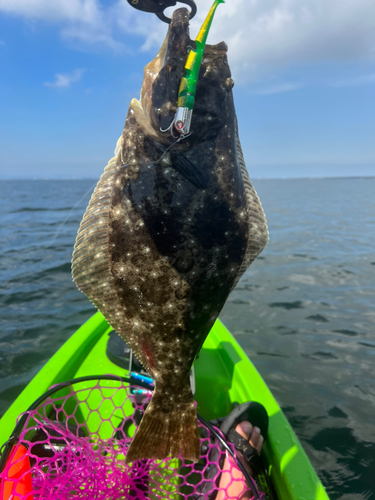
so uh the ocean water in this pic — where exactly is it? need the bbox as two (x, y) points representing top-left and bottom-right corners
(0, 178), (374, 499)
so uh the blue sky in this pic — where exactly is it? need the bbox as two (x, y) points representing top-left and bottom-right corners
(0, 0), (374, 179)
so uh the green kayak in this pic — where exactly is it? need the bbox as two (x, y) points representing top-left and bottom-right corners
(0, 312), (329, 500)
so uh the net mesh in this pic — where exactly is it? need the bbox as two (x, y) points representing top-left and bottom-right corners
(0, 379), (264, 500)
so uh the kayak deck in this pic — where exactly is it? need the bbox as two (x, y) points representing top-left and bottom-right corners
(0, 312), (329, 500)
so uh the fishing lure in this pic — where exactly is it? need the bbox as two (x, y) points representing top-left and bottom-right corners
(172, 0), (225, 136)
(127, 0), (224, 138)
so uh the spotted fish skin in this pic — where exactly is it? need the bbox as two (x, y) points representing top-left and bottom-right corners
(72, 8), (268, 463)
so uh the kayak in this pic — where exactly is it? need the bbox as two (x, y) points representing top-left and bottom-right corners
(0, 312), (329, 500)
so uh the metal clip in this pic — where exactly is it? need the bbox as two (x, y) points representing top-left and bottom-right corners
(174, 107), (193, 136)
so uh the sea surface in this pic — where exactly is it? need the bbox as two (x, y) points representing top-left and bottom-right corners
(0, 178), (374, 499)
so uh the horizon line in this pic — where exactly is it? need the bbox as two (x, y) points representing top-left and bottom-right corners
(1, 175), (374, 181)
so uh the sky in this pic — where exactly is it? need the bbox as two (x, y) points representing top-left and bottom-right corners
(0, 0), (375, 179)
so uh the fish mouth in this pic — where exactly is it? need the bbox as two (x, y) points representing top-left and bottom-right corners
(140, 7), (231, 144)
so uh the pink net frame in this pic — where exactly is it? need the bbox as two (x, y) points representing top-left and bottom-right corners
(0, 379), (264, 500)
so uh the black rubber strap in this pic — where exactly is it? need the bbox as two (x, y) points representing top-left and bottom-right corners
(219, 401), (268, 476)
(219, 402), (269, 439)
(222, 402), (275, 498)
(227, 428), (262, 476)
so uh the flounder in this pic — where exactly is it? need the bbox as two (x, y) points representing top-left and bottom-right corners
(72, 8), (268, 463)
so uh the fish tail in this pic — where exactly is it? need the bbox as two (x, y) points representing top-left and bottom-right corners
(125, 383), (199, 464)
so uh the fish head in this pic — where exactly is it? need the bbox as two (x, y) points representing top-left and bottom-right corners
(140, 7), (234, 145)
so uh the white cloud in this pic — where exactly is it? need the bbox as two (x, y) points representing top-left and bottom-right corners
(185, 0), (375, 83)
(0, 0), (99, 23)
(248, 72), (375, 95)
(44, 68), (85, 88)
(329, 73), (375, 87)
(61, 25), (125, 52)
(113, 0), (167, 52)
(116, 0), (375, 83)
(0, 0), (119, 50)
(251, 82), (303, 95)
(2, 0), (375, 83)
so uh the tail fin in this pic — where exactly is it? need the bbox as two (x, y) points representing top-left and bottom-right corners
(125, 385), (199, 464)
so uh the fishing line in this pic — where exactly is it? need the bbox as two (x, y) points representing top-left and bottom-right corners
(151, 133), (189, 163)
(44, 180), (97, 249)
(45, 135), (184, 250)
(45, 134), (185, 250)
(157, 133), (191, 158)
(117, 133), (190, 173)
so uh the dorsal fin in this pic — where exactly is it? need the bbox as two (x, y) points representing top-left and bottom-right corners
(231, 117), (269, 291)
(72, 155), (118, 318)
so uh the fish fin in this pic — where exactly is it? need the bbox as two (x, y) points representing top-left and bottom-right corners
(125, 386), (199, 464)
(230, 117), (268, 291)
(72, 155), (118, 312)
(170, 152), (208, 189)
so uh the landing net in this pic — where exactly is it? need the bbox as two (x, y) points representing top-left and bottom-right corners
(0, 377), (264, 500)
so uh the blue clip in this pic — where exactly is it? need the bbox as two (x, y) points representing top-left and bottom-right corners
(130, 372), (154, 388)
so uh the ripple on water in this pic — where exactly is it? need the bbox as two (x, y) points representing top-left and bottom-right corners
(269, 301), (304, 309)
(1, 178), (375, 499)
(274, 325), (299, 335)
(10, 207), (75, 214)
(302, 351), (338, 360)
(306, 314), (329, 322)
(328, 406), (348, 419)
(309, 427), (375, 499)
(332, 329), (358, 337)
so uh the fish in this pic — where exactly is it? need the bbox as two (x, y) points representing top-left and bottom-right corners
(71, 7), (268, 464)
